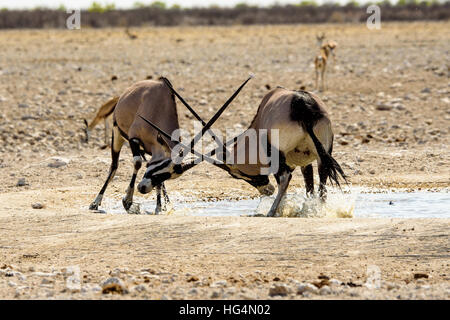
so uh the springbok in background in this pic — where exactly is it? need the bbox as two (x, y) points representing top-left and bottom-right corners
(314, 40), (337, 91)
(125, 28), (138, 40)
(84, 96), (119, 148)
(316, 32), (326, 47)
(139, 86), (347, 217)
(89, 77), (250, 214)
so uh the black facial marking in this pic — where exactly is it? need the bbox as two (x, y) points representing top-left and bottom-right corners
(151, 172), (172, 186)
(145, 159), (172, 178)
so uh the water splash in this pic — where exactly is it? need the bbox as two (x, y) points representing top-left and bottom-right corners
(256, 190), (355, 218)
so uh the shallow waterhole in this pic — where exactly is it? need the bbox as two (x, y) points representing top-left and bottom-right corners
(99, 189), (449, 218)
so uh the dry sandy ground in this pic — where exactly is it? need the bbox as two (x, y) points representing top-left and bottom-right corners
(0, 22), (449, 299)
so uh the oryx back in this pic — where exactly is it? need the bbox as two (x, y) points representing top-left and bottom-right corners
(114, 79), (179, 155)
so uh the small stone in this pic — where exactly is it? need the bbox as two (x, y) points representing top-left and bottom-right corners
(369, 169), (376, 175)
(18, 103), (29, 108)
(319, 285), (331, 295)
(101, 277), (128, 294)
(16, 178), (28, 187)
(41, 278), (54, 285)
(328, 279), (341, 287)
(376, 104), (393, 111)
(210, 280), (227, 288)
(133, 284), (146, 293)
(269, 283), (289, 297)
(211, 290), (221, 298)
(297, 283), (318, 295)
(32, 203), (44, 209)
(47, 157), (69, 168)
(188, 288), (199, 295)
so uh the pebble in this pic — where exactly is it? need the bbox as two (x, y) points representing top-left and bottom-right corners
(297, 283), (318, 295)
(269, 283), (289, 297)
(133, 285), (147, 293)
(319, 285), (331, 295)
(32, 203), (44, 209)
(101, 277), (128, 294)
(47, 157), (70, 168)
(16, 178), (28, 187)
(210, 280), (227, 288)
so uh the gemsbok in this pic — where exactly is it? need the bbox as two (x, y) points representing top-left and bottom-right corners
(139, 87), (347, 217)
(84, 96), (119, 148)
(89, 77), (250, 214)
(314, 40), (337, 91)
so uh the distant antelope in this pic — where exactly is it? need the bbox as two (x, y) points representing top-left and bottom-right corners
(84, 96), (119, 148)
(89, 77), (248, 214)
(139, 87), (347, 217)
(316, 32), (326, 47)
(314, 41), (337, 91)
(125, 28), (138, 40)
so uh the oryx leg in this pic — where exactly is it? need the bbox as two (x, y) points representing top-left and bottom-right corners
(162, 183), (170, 204)
(103, 118), (110, 148)
(321, 66), (326, 91)
(301, 164), (314, 197)
(315, 69), (319, 91)
(122, 138), (143, 213)
(155, 183), (170, 214)
(267, 156), (293, 217)
(89, 126), (124, 210)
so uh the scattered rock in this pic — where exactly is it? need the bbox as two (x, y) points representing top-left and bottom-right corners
(133, 284), (146, 293)
(210, 280), (227, 288)
(376, 104), (393, 111)
(269, 283), (289, 297)
(47, 157), (70, 168)
(297, 283), (318, 295)
(187, 275), (199, 282)
(32, 203), (44, 209)
(319, 285), (331, 295)
(414, 273), (429, 280)
(101, 277), (128, 295)
(16, 178), (28, 187)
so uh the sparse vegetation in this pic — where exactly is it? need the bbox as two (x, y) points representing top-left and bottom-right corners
(0, 1), (448, 28)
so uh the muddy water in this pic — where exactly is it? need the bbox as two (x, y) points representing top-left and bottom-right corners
(100, 190), (449, 218)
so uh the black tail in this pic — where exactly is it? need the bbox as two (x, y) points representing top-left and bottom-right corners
(291, 92), (347, 187)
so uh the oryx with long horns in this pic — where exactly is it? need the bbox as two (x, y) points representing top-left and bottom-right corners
(139, 86), (347, 217)
(88, 76), (251, 214)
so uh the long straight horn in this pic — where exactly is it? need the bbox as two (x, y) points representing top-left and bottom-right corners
(161, 77), (206, 126)
(161, 77), (227, 156)
(182, 75), (253, 161)
(137, 115), (222, 165)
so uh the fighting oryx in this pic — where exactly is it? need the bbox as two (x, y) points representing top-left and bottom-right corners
(84, 96), (119, 148)
(89, 77), (250, 214)
(139, 86), (346, 217)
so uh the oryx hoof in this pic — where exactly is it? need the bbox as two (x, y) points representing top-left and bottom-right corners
(122, 197), (132, 211)
(266, 210), (277, 218)
(100, 145), (108, 150)
(127, 203), (141, 215)
(89, 202), (99, 211)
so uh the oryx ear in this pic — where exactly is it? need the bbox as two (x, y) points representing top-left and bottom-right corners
(157, 133), (171, 152)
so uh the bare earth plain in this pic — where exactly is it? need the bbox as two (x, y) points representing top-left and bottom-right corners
(0, 22), (449, 300)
